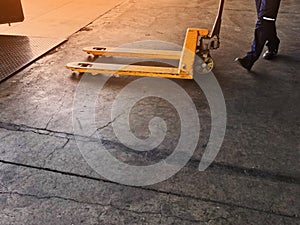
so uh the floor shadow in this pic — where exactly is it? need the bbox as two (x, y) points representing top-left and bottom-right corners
(272, 54), (299, 64)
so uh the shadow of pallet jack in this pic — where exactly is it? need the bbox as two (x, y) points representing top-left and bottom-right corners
(67, 0), (225, 79)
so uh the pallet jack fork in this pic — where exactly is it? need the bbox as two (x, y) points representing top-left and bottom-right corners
(67, 0), (225, 79)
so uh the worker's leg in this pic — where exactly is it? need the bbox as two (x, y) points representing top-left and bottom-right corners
(235, 0), (281, 70)
(246, 0), (282, 60)
(246, 18), (268, 61)
(235, 17), (267, 71)
(265, 21), (280, 52)
(244, 0), (268, 62)
(261, 0), (281, 59)
(262, 21), (280, 59)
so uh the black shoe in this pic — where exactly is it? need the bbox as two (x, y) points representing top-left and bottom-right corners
(235, 57), (254, 71)
(263, 49), (278, 60)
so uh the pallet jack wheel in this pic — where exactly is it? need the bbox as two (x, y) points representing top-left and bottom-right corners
(204, 56), (214, 71)
(200, 56), (214, 73)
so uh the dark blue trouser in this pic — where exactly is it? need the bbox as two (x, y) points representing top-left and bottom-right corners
(246, 0), (281, 61)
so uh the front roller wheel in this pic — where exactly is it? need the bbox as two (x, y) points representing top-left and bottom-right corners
(200, 56), (213, 74)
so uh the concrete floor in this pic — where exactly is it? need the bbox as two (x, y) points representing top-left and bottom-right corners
(0, 0), (299, 224)
(0, 0), (124, 38)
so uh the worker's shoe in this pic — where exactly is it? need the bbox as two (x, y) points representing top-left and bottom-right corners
(235, 56), (255, 71)
(263, 49), (278, 60)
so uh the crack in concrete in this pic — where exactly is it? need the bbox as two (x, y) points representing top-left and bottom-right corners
(0, 133), (13, 141)
(0, 121), (90, 142)
(0, 160), (298, 220)
(261, 200), (277, 225)
(42, 139), (70, 167)
(45, 92), (68, 130)
(0, 121), (299, 185)
(90, 114), (122, 138)
(0, 191), (210, 223)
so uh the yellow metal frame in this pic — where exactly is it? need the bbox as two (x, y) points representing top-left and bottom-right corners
(83, 47), (182, 60)
(67, 0), (225, 79)
(66, 28), (210, 79)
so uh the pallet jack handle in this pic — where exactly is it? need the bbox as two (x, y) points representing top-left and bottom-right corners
(209, 0), (225, 38)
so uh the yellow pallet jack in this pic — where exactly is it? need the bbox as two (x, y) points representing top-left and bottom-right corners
(67, 0), (225, 79)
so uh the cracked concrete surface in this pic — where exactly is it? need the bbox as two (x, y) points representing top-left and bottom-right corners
(0, 164), (298, 225)
(0, 0), (299, 224)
